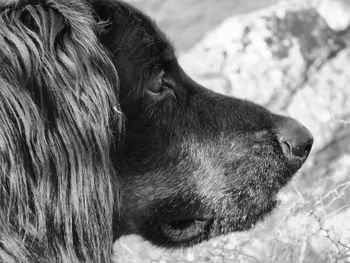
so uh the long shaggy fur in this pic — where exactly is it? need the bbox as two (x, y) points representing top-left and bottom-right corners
(0, 0), (121, 262)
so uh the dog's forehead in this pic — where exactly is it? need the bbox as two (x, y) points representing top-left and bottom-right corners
(116, 1), (175, 60)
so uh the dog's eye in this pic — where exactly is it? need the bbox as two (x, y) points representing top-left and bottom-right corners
(146, 70), (174, 100)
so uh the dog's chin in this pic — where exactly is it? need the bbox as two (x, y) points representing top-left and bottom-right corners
(156, 198), (278, 248)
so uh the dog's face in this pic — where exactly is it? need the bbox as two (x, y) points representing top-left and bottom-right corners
(93, 1), (313, 248)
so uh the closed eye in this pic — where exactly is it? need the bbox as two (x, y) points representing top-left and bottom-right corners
(146, 70), (175, 101)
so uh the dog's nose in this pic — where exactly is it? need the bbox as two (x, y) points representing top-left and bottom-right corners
(274, 116), (313, 161)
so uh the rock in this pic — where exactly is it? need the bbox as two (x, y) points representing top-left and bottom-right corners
(318, 0), (350, 32)
(125, 0), (280, 51)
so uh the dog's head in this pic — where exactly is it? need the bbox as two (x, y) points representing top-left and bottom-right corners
(92, 1), (313, 247)
(0, 0), (313, 262)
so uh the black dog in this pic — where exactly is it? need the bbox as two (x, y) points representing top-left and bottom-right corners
(0, 0), (313, 262)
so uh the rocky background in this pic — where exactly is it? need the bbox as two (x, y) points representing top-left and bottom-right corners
(113, 0), (350, 262)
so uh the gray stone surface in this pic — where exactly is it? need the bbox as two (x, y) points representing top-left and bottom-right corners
(127, 0), (278, 51)
(318, 0), (350, 31)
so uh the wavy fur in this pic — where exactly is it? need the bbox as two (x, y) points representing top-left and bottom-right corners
(0, 0), (121, 262)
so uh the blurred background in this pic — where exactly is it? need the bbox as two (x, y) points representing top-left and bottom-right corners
(113, 0), (350, 262)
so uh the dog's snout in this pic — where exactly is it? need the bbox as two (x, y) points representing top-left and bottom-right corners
(274, 116), (313, 162)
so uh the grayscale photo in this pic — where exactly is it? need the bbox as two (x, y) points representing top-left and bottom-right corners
(0, 0), (349, 263)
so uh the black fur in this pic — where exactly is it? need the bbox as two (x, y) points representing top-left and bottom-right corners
(0, 0), (311, 262)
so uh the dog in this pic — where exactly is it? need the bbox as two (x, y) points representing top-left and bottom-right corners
(0, 0), (313, 262)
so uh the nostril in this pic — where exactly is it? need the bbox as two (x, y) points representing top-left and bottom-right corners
(297, 139), (313, 160)
(274, 115), (313, 162)
(281, 140), (292, 155)
(280, 138), (313, 161)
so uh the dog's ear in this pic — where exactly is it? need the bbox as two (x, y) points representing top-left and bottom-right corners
(0, 1), (121, 262)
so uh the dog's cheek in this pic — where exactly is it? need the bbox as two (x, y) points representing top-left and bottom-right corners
(120, 165), (195, 209)
(119, 169), (199, 229)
